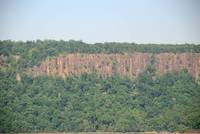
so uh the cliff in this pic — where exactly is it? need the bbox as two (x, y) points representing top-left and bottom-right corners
(28, 52), (200, 79)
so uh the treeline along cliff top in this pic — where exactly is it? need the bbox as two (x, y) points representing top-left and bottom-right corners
(0, 40), (200, 132)
(0, 40), (200, 69)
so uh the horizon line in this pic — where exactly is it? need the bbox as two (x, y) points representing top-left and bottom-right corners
(0, 39), (200, 45)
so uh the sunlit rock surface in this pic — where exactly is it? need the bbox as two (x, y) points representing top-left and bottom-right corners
(28, 53), (200, 79)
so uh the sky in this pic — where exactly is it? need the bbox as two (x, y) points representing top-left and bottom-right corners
(0, 0), (200, 44)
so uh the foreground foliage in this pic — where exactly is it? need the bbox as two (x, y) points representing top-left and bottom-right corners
(0, 69), (200, 132)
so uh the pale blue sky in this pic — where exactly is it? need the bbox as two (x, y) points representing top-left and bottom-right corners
(0, 0), (200, 43)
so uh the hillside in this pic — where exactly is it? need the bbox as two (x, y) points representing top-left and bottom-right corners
(0, 40), (200, 133)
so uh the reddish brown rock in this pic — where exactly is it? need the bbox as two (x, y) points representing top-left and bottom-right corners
(28, 53), (152, 78)
(155, 53), (200, 79)
(16, 73), (21, 82)
(28, 53), (200, 79)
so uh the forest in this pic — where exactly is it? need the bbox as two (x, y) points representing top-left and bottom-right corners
(0, 40), (200, 132)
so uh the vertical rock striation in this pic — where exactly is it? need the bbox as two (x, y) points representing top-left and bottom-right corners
(29, 53), (152, 78)
(155, 53), (200, 79)
(28, 53), (200, 79)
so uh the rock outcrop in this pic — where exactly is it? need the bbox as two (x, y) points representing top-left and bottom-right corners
(155, 53), (200, 79)
(16, 73), (21, 82)
(28, 53), (200, 79)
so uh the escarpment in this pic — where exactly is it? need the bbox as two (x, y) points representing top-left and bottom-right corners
(28, 53), (200, 79)
(28, 53), (152, 77)
(155, 53), (200, 79)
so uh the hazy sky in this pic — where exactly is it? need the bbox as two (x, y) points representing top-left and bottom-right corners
(0, 0), (200, 43)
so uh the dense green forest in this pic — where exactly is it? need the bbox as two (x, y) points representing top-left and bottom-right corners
(0, 40), (200, 132)
(1, 69), (200, 132)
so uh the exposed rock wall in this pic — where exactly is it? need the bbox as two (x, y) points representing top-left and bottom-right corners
(29, 53), (152, 78)
(155, 53), (200, 79)
(28, 53), (200, 79)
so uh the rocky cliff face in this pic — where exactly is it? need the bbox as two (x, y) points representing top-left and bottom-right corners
(28, 53), (200, 79)
(155, 53), (200, 79)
